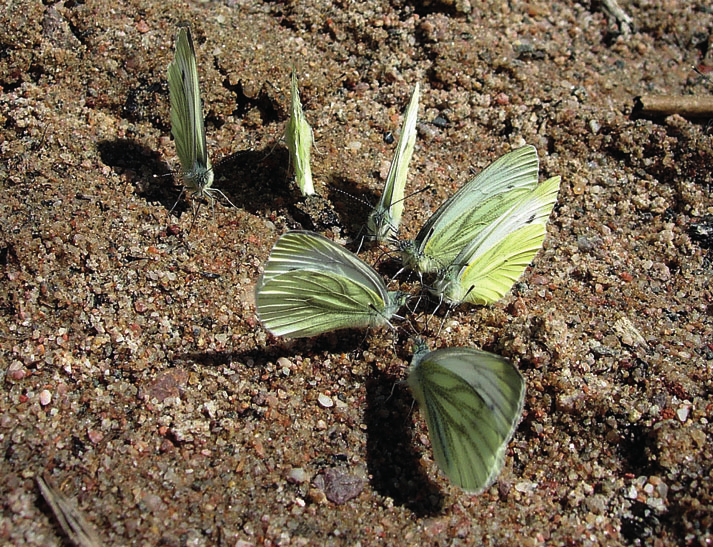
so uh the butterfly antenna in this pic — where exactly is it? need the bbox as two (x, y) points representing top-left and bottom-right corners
(385, 378), (405, 404)
(371, 247), (397, 270)
(209, 187), (238, 209)
(333, 186), (374, 210)
(391, 184), (432, 209)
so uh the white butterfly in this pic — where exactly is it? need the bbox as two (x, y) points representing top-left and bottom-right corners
(408, 340), (525, 492)
(256, 231), (407, 338)
(366, 83), (420, 242)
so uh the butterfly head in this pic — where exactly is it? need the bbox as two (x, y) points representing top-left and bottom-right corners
(365, 208), (396, 243)
(183, 163), (215, 199)
(384, 290), (410, 319)
(409, 336), (430, 360)
(397, 239), (420, 269)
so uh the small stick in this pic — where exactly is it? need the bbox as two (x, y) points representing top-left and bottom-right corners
(634, 95), (713, 118)
(36, 475), (103, 547)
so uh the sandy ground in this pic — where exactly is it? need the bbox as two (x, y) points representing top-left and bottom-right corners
(1, 0), (712, 545)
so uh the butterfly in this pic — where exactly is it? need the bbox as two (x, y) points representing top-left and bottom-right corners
(407, 339), (525, 492)
(285, 70), (316, 196)
(256, 231), (407, 338)
(167, 27), (215, 204)
(431, 173), (561, 305)
(365, 83), (420, 242)
(399, 145), (542, 275)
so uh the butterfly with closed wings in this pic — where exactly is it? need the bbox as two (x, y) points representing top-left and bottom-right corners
(256, 231), (408, 338)
(167, 27), (235, 212)
(407, 339), (525, 492)
(365, 83), (420, 243)
(285, 70), (316, 196)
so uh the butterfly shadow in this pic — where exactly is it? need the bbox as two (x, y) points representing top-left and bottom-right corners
(219, 147), (347, 232)
(364, 366), (444, 516)
(97, 138), (183, 212)
(97, 137), (301, 218)
(324, 174), (383, 238)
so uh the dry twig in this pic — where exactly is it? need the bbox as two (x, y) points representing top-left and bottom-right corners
(633, 95), (713, 118)
(36, 475), (103, 547)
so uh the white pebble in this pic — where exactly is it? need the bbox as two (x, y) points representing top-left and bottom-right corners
(39, 389), (52, 406)
(318, 393), (333, 408)
(676, 405), (690, 422)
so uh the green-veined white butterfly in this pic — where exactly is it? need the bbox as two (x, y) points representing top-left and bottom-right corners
(399, 145), (542, 275)
(285, 71), (315, 196)
(431, 173), (561, 305)
(407, 339), (525, 493)
(168, 27), (215, 202)
(366, 83), (420, 242)
(256, 231), (407, 338)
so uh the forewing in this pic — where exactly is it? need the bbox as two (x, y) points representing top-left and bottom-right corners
(168, 27), (210, 176)
(448, 175), (561, 304)
(256, 269), (391, 338)
(412, 145), (540, 271)
(285, 71), (315, 196)
(261, 231), (389, 301)
(408, 347), (525, 493)
(367, 83), (420, 240)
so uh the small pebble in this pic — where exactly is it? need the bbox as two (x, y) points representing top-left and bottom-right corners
(676, 405), (690, 422)
(313, 468), (365, 505)
(39, 389), (52, 406)
(287, 467), (310, 484)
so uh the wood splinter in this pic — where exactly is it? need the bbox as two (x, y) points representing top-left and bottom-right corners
(634, 95), (713, 118)
(36, 475), (103, 547)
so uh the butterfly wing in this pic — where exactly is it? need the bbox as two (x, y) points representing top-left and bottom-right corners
(260, 231), (387, 285)
(257, 269), (401, 338)
(167, 27), (213, 195)
(366, 83), (420, 241)
(256, 231), (403, 338)
(433, 175), (561, 305)
(408, 346), (525, 493)
(401, 145), (539, 273)
(285, 71), (315, 196)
